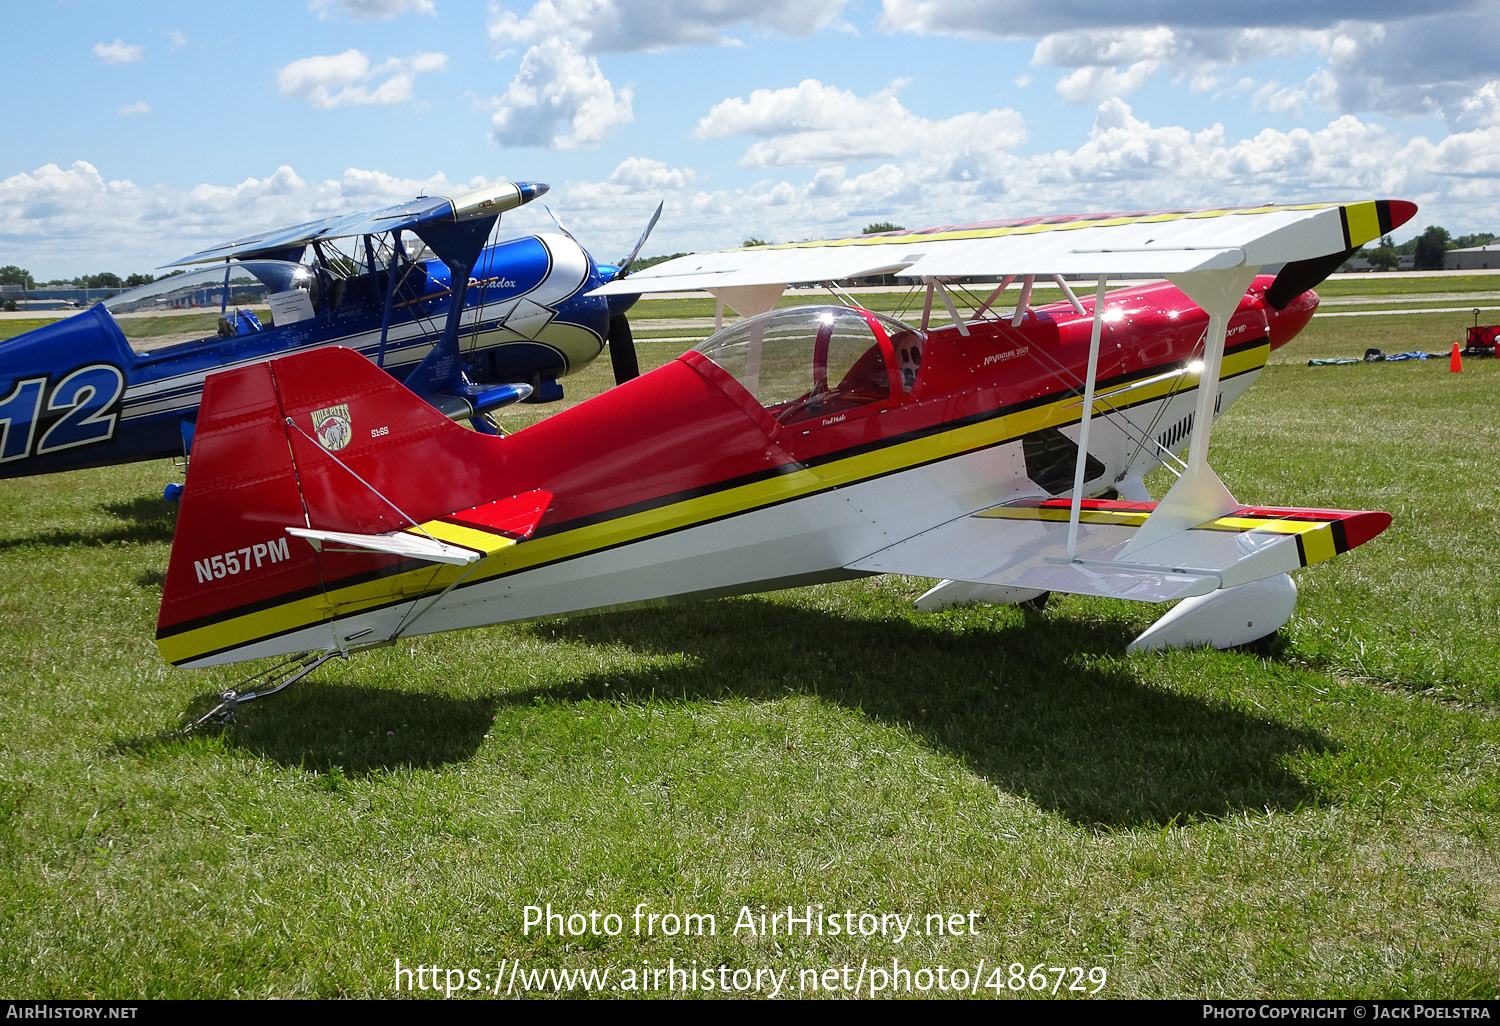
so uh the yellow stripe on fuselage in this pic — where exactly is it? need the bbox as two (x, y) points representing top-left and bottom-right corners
(158, 342), (1270, 663)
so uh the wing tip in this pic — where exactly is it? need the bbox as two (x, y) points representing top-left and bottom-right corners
(1342, 510), (1392, 552)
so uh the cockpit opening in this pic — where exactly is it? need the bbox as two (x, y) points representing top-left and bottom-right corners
(102, 260), (321, 353)
(692, 305), (925, 426)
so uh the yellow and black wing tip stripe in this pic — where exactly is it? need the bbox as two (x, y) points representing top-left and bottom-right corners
(1338, 200), (1399, 251)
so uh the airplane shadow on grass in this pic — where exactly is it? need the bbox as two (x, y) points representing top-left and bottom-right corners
(0, 495), (176, 552)
(202, 594), (1335, 829)
(511, 597), (1337, 830)
(143, 682), (499, 776)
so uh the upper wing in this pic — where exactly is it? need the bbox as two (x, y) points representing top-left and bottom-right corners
(165, 181), (548, 267)
(592, 201), (1416, 295)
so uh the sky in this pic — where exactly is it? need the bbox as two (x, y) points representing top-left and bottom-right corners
(3, 0), (1499, 281)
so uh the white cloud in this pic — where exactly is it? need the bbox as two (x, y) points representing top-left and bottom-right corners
(481, 2), (853, 156)
(116, 102), (150, 117)
(276, 50), (448, 109)
(167, 31), (189, 50)
(488, 0), (849, 54)
(1458, 82), (1500, 128)
(309, 0), (435, 19)
(882, 3), (1500, 124)
(695, 79), (1026, 167)
(1249, 69), (1337, 118)
(0, 162), (511, 279)
(92, 40), (143, 65)
(488, 39), (633, 148)
(1032, 26), (1180, 66)
(609, 157), (694, 192)
(1053, 62), (1158, 103)
(535, 95), (1500, 263)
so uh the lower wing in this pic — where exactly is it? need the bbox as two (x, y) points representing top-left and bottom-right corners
(847, 496), (1389, 602)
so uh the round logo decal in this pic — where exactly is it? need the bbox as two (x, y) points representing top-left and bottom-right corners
(311, 404), (352, 452)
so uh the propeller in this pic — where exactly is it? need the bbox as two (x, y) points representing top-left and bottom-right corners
(615, 201), (663, 280)
(540, 203), (577, 243)
(601, 201), (664, 385)
(607, 312), (640, 383)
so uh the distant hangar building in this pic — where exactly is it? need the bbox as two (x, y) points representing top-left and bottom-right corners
(1445, 244), (1500, 270)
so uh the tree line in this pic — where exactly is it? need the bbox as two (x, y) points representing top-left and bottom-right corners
(0, 265), (158, 291)
(1353, 226), (1496, 271)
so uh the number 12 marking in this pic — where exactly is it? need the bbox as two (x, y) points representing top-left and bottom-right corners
(0, 364), (126, 463)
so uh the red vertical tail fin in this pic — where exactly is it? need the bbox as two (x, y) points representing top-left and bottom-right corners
(156, 346), (513, 667)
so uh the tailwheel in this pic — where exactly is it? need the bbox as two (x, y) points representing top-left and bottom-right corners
(182, 650), (341, 729)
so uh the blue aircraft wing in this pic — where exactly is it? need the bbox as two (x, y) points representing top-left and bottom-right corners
(164, 182), (549, 268)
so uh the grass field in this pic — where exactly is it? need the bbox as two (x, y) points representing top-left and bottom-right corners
(0, 284), (1497, 999)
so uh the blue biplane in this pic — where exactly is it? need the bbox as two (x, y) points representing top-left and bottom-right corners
(0, 181), (658, 483)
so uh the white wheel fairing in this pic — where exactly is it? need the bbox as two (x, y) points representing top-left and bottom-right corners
(1127, 574), (1297, 653)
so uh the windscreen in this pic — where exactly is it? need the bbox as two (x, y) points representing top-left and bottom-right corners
(693, 306), (920, 421)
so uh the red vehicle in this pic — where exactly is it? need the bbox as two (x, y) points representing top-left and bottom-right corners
(1465, 312), (1499, 356)
(154, 200), (1415, 719)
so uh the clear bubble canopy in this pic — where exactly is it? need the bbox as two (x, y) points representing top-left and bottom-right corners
(692, 305), (925, 423)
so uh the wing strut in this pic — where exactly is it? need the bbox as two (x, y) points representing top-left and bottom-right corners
(973, 276), (1017, 319)
(1011, 275), (1035, 326)
(922, 278), (970, 336)
(374, 229), (403, 369)
(1119, 265), (1257, 556)
(1065, 274), (1110, 559)
(1052, 275), (1087, 316)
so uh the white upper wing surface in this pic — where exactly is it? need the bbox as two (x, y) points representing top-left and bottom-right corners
(592, 201), (1414, 295)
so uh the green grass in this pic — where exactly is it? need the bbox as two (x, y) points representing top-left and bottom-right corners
(1315, 274), (1500, 298)
(1, 285), (1498, 999)
(0, 318), (62, 339)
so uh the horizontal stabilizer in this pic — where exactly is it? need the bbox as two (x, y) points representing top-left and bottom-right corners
(288, 527), (483, 565)
(848, 496), (1389, 603)
(286, 488), (552, 565)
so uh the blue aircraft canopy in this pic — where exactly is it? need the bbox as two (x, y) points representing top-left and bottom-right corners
(164, 181), (549, 269)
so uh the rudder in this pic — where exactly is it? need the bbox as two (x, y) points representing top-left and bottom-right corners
(156, 346), (513, 667)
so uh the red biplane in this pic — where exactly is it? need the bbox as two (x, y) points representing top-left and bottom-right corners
(153, 200), (1416, 718)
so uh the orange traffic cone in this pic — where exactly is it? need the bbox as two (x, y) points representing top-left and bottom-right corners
(1451, 342), (1463, 372)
